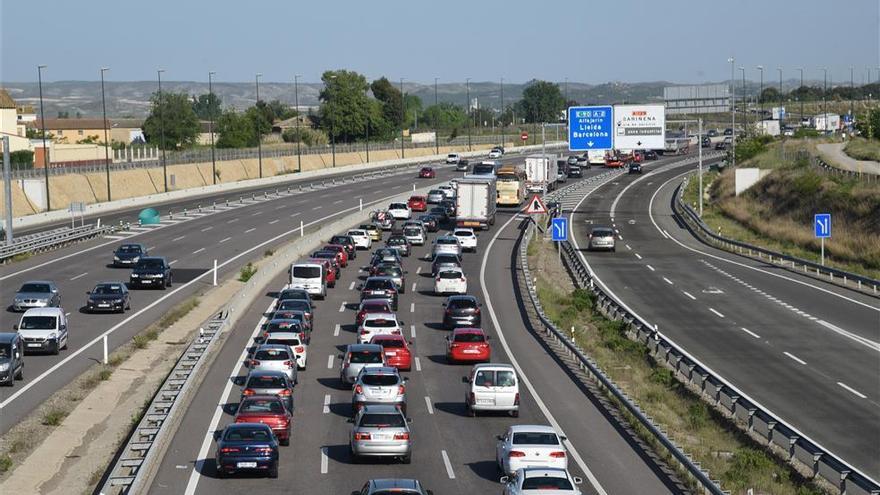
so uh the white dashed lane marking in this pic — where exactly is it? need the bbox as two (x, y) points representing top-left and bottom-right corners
(783, 352), (807, 365)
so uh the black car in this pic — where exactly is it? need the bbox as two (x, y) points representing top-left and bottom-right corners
(418, 214), (439, 232)
(276, 299), (313, 321)
(628, 162), (642, 174)
(439, 199), (456, 218)
(723, 128), (734, 136)
(428, 206), (449, 223)
(329, 235), (357, 259)
(130, 257), (172, 289)
(567, 155), (580, 165)
(369, 249), (403, 274)
(707, 129), (719, 137)
(113, 243), (147, 267)
(568, 164), (582, 178)
(715, 140), (730, 150)
(359, 277), (399, 310)
(215, 423), (279, 478)
(456, 159), (470, 172)
(643, 149), (658, 160)
(0, 332), (25, 385)
(386, 235), (411, 257)
(85, 282), (131, 313)
(442, 295), (482, 329)
(373, 263), (406, 294)
(431, 253), (462, 277)
(701, 136), (711, 148)
(277, 288), (311, 305)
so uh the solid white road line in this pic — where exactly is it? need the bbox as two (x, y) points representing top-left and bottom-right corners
(441, 450), (455, 479)
(662, 277), (674, 285)
(740, 327), (761, 339)
(327, 355), (334, 369)
(483, 212), (608, 495)
(251, 211), (263, 216)
(219, 237), (232, 244)
(709, 308), (725, 318)
(410, 302), (415, 313)
(147, 246), (157, 251)
(646, 264), (655, 271)
(837, 382), (867, 399)
(333, 199), (344, 204)
(410, 325), (416, 338)
(339, 302), (346, 312)
(323, 394), (331, 414)
(682, 291), (697, 300)
(244, 227), (256, 233)
(192, 247), (205, 254)
(172, 235), (186, 242)
(634, 253), (642, 260)
(783, 352), (807, 365)
(816, 319), (880, 353)
(226, 218), (238, 224)
(414, 357), (422, 371)
(69, 272), (88, 281)
(424, 396), (434, 414)
(334, 324), (340, 337)
(321, 447), (329, 474)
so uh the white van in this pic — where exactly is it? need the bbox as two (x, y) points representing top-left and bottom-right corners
(463, 363), (519, 417)
(14, 307), (69, 355)
(289, 262), (327, 300)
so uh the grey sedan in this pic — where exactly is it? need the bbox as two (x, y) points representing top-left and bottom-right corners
(349, 405), (412, 463)
(12, 281), (61, 312)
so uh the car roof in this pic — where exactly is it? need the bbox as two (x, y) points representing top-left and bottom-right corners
(447, 294), (477, 302)
(254, 344), (292, 352)
(365, 276), (395, 282)
(473, 362), (514, 371)
(508, 424), (557, 434)
(264, 332), (301, 340)
(452, 327), (484, 334)
(370, 478), (421, 490)
(94, 281), (126, 288)
(224, 422), (273, 433)
(0, 332), (19, 344)
(138, 256), (166, 261)
(439, 266), (464, 273)
(21, 280), (55, 285)
(519, 467), (570, 479)
(246, 369), (288, 379)
(361, 404), (404, 414)
(293, 261), (323, 268)
(372, 333), (406, 342)
(364, 312), (397, 320)
(359, 366), (399, 376)
(347, 343), (383, 352)
(21, 307), (64, 316)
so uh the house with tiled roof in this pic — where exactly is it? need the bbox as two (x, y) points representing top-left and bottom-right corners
(0, 88), (31, 152)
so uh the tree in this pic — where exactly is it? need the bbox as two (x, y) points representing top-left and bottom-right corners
(143, 91), (200, 150)
(370, 77), (404, 128)
(519, 81), (565, 123)
(247, 102), (273, 136)
(191, 93), (222, 120)
(10, 150), (34, 169)
(403, 94), (422, 129)
(421, 103), (467, 132)
(319, 69), (375, 142)
(266, 100), (297, 121)
(759, 87), (781, 104)
(856, 107), (880, 139)
(215, 110), (256, 148)
(57, 111), (69, 118)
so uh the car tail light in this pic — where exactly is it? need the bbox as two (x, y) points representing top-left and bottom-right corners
(436, 277), (441, 282)
(397, 385), (405, 395)
(298, 332), (306, 341)
(284, 360), (294, 368)
(277, 388), (291, 396)
(250, 359), (261, 367)
(254, 447), (273, 454)
(393, 432), (410, 440)
(474, 308), (481, 315)
(295, 346), (305, 353)
(509, 451), (526, 457)
(360, 329), (368, 335)
(354, 432), (371, 441)
(550, 451), (567, 458)
(354, 385), (363, 394)
(242, 389), (255, 396)
(220, 447), (241, 453)
(514, 393), (520, 405)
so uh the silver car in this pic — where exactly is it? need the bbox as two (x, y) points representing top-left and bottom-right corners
(426, 189), (445, 204)
(403, 226), (425, 246)
(352, 366), (407, 415)
(12, 281), (61, 312)
(349, 405), (412, 464)
(431, 235), (462, 259)
(340, 344), (386, 386)
(357, 479), (433, 495)
(248, 344), (298, 383)
(501, 468), (583, 495)
(587, 227), (616, 252)
(240, 370), (295, 411)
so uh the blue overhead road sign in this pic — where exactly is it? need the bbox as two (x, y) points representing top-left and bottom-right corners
(814, 213), (831, 238)
(569, 105), (613, 151)
(551, 217), (568, 242)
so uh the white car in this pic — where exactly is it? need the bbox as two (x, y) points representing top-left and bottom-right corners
(489, 149), (503, 159)
(432, 235), (462, 258)
(502, 468), (583, 495)
(263, 332), (308, 370)
(438, 184), (456, 199)
(248, 344), (298, 383)
(347, 229), (372, 250)
(434, 267), (467, 295)
(387, 202), (411, 220)
(451, 228), (477, 252)
(358, 313), (403, 344)
(496, 425), (568, 475)
(403, 225), (426, 246)
(446, 153), (461, 164)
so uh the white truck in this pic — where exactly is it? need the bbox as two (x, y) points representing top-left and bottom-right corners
(524, 155), (558, 194)
(455, 175), (497, 230)
(586, 149), (606, 167)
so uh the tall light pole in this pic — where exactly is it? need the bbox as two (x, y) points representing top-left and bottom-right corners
(434, 77), (439, 155)
(37, 65), (50, 211)
(255, 73), (263, 178)
(466, 78), (472, 152)
(100, 67), (111, 201)
(850, 66), (855, 117)
(364, 78), (370, 163)
(756, 65), (764, 120)
(327, 74), (337, 167)
(821, 68), (828, 127)
(157, 69), (167, 192)
(294, 75), (302, 172)
(500, 77), (505, 147)
(797, 67), (804, 122)
(399, 78), (405, 159)
(208, 71), (217, 184)
(728, 57), (736, 167)
(739, 66), (746, 133)
(777, 67), (783, 125)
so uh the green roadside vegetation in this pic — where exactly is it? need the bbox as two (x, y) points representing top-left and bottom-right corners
(683, 137), (880, 280)
(843, 137), (880, 162)
(527, 235), (825, 495)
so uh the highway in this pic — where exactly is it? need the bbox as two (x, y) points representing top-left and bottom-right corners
(566, 158), (880, 479)
(0, 156), (526, 435)
(146, 164), (684, 494)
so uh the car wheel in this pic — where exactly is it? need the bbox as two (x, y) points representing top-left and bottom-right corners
(52, 340), (60, 355)
(510, 409), (519, 418)
(15, 366), (23, 380)
(447, 355), (455, 364)
(467, 404), (476, 417)
(268, 463), (278, 479)
(402, 455), (412, 465)
(281, 437), (290, 447)
(216, 468), (227, 479)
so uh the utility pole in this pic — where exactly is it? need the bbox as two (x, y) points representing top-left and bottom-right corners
(850, 66), (854, 117)
(37, 64), (50, 210)
(157, 69), (167, 192)
(399, 78), (405, 159)
(757, 65), (764, 120)
(100, 67), (111, 201)
(698, 118), (703, 217)
(466, 78), (472, 152)
(209, 71), (217, 183)
(798, 67), (804, 123)
(821, 68), (828, 129)
(294, 75), (302, 172)
(364, 79), (370, 163)
(777, 67), (783, 127)
(728, 57), (736, 168)
(255, 73), (263, 178)
(3, 136), (12, 246)
(500, 77), (505, 147)
(434, 77), (439, 155)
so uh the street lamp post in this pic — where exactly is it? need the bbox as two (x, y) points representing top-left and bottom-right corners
(434, 77), (439, 155)
(798, 67), (804, 122)
(364, 80), (370, 163)
(157, 69), (167, 192)
(208, 71), (217, 184)
(757, 65), (764, 120)
(100, 67), (111, 201)
(294, 75), (302, 172)
(466, 78), (472, 152)
(399, 78), (405, 159)
(728, 57), (736, 167)
(255, 73), (263, 178)
(500, 77), (505, 147)
(777, 67), (783, 126)
(37, 65), (50, 211)
(738, 67), (746, 133)
(850, 66), (854, 117)
(821, 68), (828, 128)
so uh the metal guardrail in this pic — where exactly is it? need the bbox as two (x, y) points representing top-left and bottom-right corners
(0, 223), (112, 263)
(673, 178), (879, 296)
(99, 312), (228, 494)
(809, 151), (880, 182)
(533, 176), (880, 493)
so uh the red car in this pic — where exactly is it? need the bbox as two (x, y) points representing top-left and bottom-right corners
(446, 328), (491, 363)
(322, 244), (349, 267)
(370, 334), (413, 371)
(356, 299), (394, 326)
(418, 167), (436, 178)
(233, 395), (292, 446)
(308, 258), (337, 288)
(407, 195), (428, 212)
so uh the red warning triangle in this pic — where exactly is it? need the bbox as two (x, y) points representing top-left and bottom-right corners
(524, 194), (548, 214)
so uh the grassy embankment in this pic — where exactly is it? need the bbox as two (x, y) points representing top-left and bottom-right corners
(843, 137), (880, 162)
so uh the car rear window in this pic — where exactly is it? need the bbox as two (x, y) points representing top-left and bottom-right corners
(447, 298), (477, 310)
(439, 270), (462, 279)
(20, 283), (51, 293)
(362, 303), (390, 313)
(390, 203), (407, 209)
(292, 266), (321, 278)
(266, 321), (301, 332)
(437, 238), (457, 245)
(240, 398), (286, 414)
(374, 338), (404, 348)
(592, 229), (614, 237)
(429, 190), (443, 195)
(365, 279), (394, 290)
(247, 374), (287, 388)
(349, 350), (383, 364)
(266, 337), (301, 347)
(136, 259), (165, 270)
(454, 332), (485, 343)
(512, 432), (559, 445)
(404, 228), (421, 237)
(361, 374), (400, 386)
(279, 290), (307, 301)
(19, 316), (57, 330)
(359, 413), (405, 427)
(224, 426), (272, 442)
(454, 230), (474, 237)
(254, 349), (290, 360)
(475, 370), (515, 387)
(278, 300), (309, 311)
(377, 267), (402, 277)
(521, 476), (572, 490)
(366, 318), (397, 328)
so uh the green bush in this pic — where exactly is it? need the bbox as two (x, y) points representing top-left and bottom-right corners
(793, 127), (819, 139)
(10, 150), (34, 169)
(0, 455), (11, 474)
(282, 127), (329, 146)
(42, 408), (69, 426)
(239, 262), (258, 282)
(735, 135), (774, 163)
(571, 289), (593, 312)
(686, 403), (710, 429)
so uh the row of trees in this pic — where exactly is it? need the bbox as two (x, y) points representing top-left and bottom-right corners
(140, 73), (571, 149)
(758, 82), (880, 104)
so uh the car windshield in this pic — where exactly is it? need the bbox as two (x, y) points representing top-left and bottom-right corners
(349, 230), (365, 236)
(19, 283), (51, 293)
(92, 284), (123, 295)
(512, 432), (559, 445)
(448, 298), (477, 309)
(521, 476), (573, 490)
(439, 271), (462, 279)
(404, 228), (421, 236)
(19, 316), (57, 330)
(350, 350), (383, 364)
(366, 318), (397, 328)
(136, 259), (165, 270)
(375, 338), (404, 348)
(377, 267), (402, 277)
(429, 190), (443, 195)
(359, 413), (405, 427)
(475, 370), (515, 386)
(240, 398), (286, 414)
(247, 374), (287, 389)
(117, 245), (142, 253)
(266, 337), (300, 347)
(592, 229), (614, 237)
(448, 154), (457, 158)
(496, 173), (518, 182)
(312, 251), (334, 259)
(293, 266), (321, 278)
(454, 332), (485, 343)
(388, 238), (405, 245)
(254, 349), (290, 360)
(223, 426), (272, 442)
(0, 344), (10, 358)
(330, 236), (348, 244)
(361, 374), (400, 386)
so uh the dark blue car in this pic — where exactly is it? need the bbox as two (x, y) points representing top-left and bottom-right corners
(215, 423), (279, 478)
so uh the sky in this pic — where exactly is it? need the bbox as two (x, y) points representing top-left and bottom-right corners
(2, 0), (878, 85)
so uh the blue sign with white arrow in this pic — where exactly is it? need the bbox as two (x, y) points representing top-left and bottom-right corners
(814, 213), (831, 238)
(551, 217), (568, 242)
(569, 105), (613, 151)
